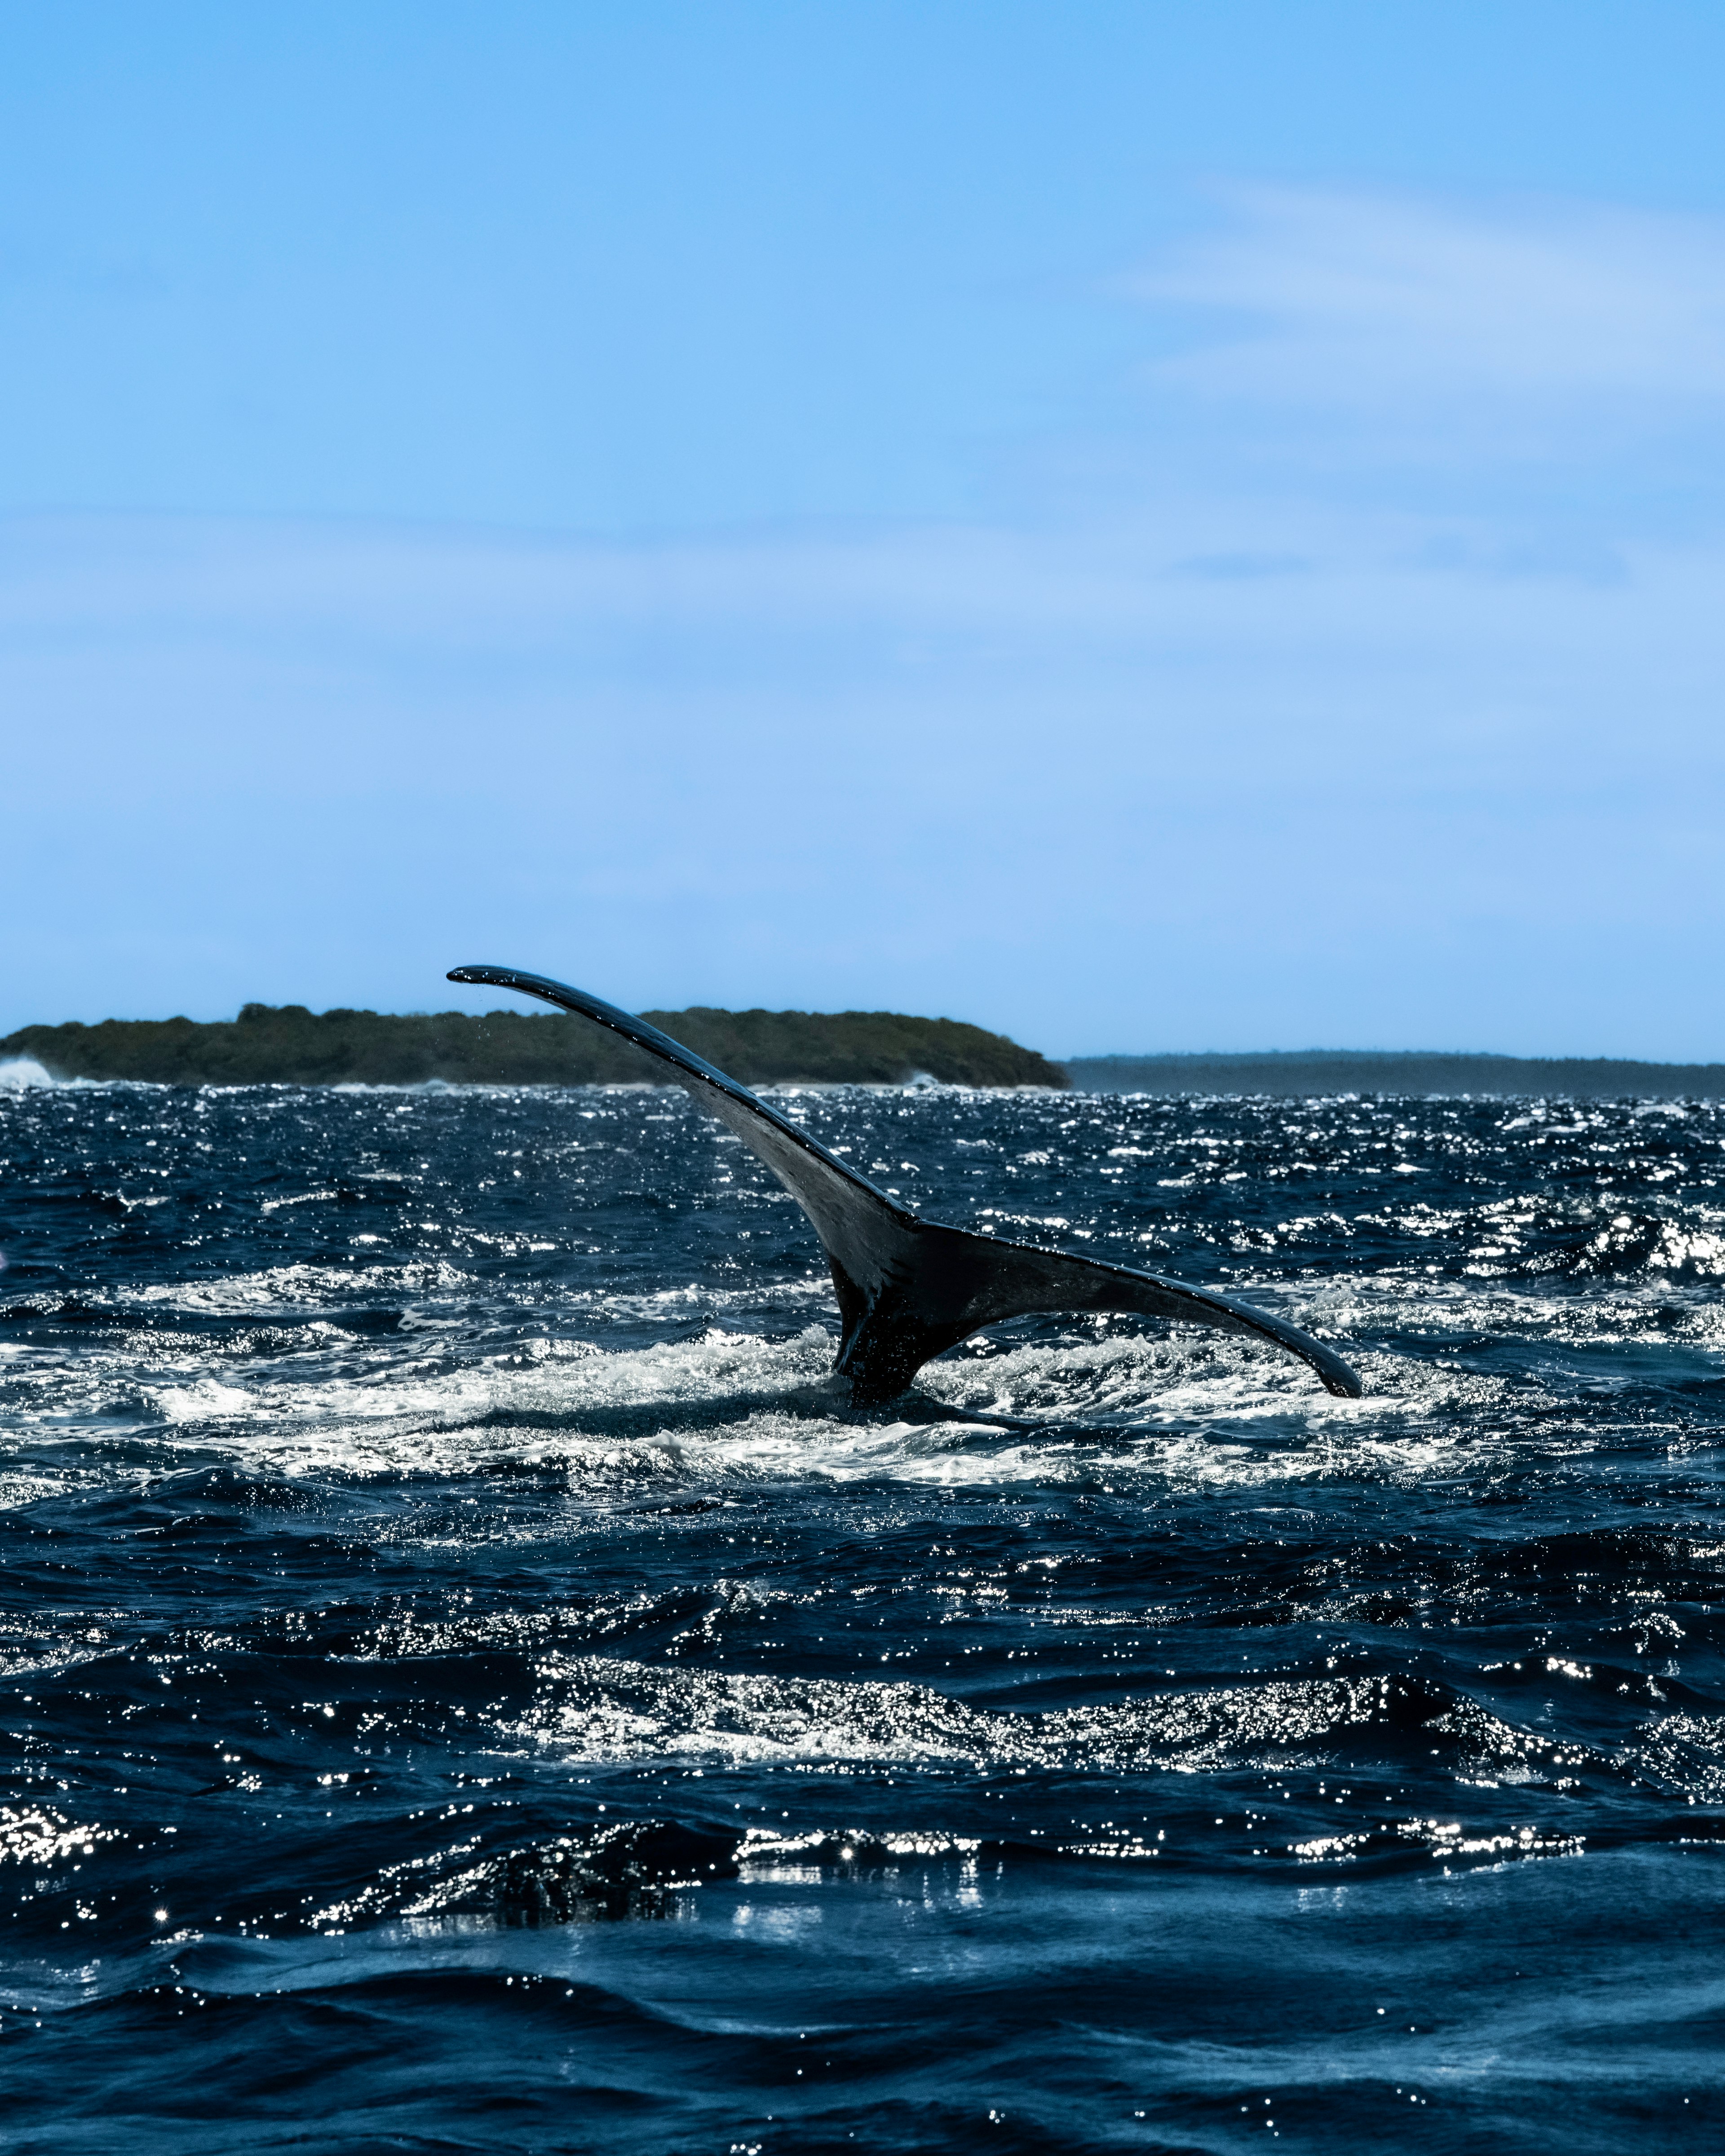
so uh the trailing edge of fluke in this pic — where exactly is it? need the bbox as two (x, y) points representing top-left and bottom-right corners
(447, 965), (1365, 1406)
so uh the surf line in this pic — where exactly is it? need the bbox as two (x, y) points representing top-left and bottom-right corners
(448, 966), (1363, 1406)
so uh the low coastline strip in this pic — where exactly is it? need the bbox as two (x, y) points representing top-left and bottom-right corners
(8, 1011), (1722, 1097)
(1065, 1050), (1725, 1099)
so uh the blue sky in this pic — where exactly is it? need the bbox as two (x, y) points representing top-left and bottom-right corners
(5, 2), (1724, 1055)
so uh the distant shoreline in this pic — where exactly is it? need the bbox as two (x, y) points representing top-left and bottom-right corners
(1064, 1051), (1725, 1099)
(5, 1009), (1722, 1099)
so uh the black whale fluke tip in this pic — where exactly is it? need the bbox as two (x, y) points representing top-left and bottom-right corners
(445, 961), (1366, 1406)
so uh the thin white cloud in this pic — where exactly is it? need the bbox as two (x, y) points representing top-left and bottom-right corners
(1132, 186), (1725, 409)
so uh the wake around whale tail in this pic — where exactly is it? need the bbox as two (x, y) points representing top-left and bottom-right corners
(447, 966), (1365, 1406)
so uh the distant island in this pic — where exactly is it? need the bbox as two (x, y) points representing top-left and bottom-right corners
(1064, 1050), (1725, 1100)
(0, 1003), (1066, 1089)
(8, 1010), (1723, 1099)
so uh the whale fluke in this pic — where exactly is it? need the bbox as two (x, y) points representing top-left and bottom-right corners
(447, 966), (1364, 1405)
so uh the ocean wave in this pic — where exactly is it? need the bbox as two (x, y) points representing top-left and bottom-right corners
(4, 1079), (1724, 2151)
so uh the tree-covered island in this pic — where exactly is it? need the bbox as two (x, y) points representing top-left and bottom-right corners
(0, 1002), (1067, 1089)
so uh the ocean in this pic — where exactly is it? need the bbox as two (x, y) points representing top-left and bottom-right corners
(1, 1074), (1721, 2152)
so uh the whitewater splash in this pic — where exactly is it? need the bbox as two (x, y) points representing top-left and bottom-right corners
(0, 1056), (54, 1092)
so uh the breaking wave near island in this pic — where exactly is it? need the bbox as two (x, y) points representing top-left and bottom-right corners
(2, 1077), (1723, 2151)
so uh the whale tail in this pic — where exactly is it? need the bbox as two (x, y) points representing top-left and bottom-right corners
(447, 966), (1364, 1405)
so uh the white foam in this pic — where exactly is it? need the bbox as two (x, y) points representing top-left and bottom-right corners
(6, 1246), (1714, 1497)
(6, 1304), (1471, 1497)
(509, 1654), (1484, 1777)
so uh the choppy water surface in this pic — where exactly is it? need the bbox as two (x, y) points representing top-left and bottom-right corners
(2, 1078), (1723, 2153)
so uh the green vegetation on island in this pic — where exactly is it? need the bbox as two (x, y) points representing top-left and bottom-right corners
(13, 1013), (1718, 1099)
(1064, 1050), (1725, 1100)
(1, 1002), (1067, 1090)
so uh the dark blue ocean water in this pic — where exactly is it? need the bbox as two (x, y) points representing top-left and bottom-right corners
(1, 1073), (1723, 2153)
